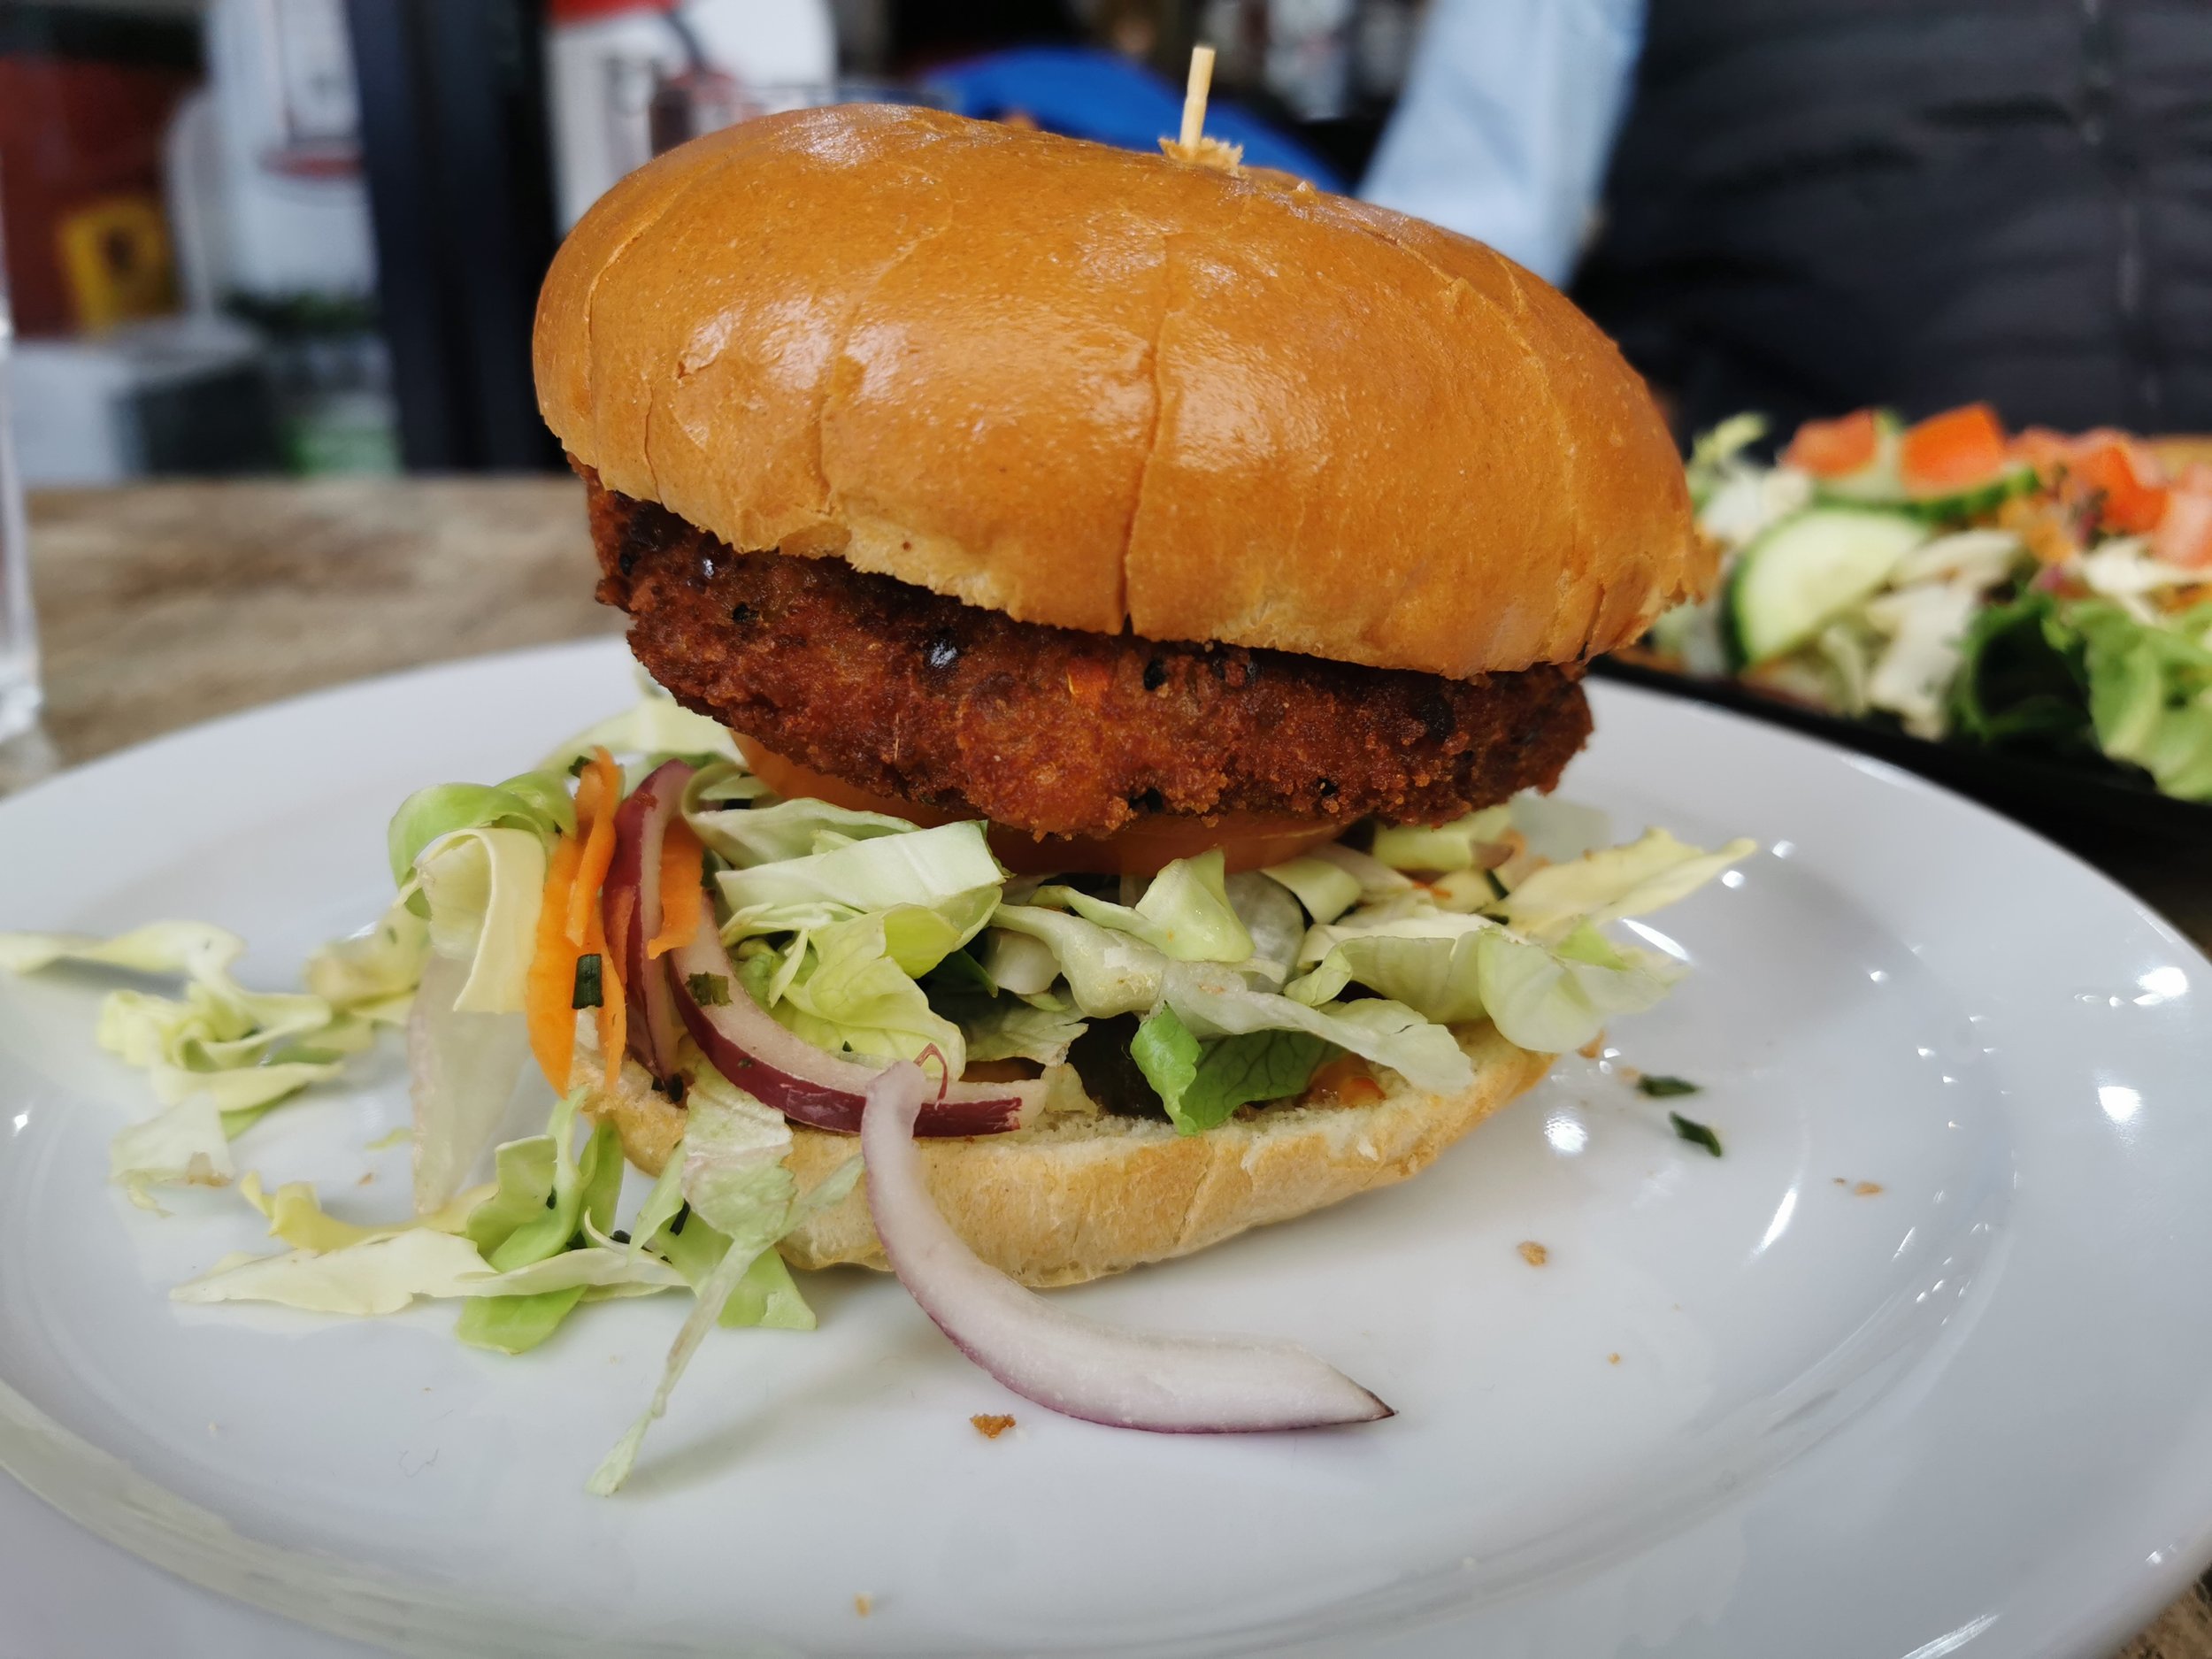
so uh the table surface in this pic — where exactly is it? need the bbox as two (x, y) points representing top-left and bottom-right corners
(19, 477), (2212, 1659)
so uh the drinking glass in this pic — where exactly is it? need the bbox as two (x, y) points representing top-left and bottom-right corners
(0, 176), (43, 750)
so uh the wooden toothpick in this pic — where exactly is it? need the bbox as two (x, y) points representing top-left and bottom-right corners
(1179, 44), (1216, 153)
(1161, 43), (1243, 172)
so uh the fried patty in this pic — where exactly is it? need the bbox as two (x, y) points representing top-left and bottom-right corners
(587, 475), (1592, 841)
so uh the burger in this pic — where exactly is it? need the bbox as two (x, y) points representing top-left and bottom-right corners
(531, 104), (1718, 1290)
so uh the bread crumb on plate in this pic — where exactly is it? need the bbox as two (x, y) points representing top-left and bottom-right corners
(1517, 1240), (1548, 1267)
(971, 1413), (1016, 1440)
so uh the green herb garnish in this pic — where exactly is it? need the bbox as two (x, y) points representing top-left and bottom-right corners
(572, 953), (604, 1010)
(1669, 1111), (1724, 1157)
(1637, 1074), (1701, 1097)
(685, 971), (731, 1007)
(567, 754), (592, 778)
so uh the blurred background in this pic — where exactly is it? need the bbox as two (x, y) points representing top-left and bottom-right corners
(0, 0), (1429, 484)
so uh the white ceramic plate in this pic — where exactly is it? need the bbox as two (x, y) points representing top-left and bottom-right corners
(2, 639), (2209, 1659)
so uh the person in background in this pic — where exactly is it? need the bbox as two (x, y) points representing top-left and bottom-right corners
(1363, 0), (2212, 441)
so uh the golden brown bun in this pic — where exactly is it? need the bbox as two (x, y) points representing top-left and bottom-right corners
(535, 105), (1705, 679)
(590, 1023), (1553, 1288)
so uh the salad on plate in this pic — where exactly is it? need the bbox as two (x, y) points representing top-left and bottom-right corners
(1654, 403), (2212, 802)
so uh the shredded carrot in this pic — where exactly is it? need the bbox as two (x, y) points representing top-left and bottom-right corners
(1782, 409), (1880, 478)
(648, 818), (705, 958)
(566, 749), (622, 946)
(1899, 403), (2009, 492)
(526, 831), (585, 1091)
(583, 886), (626, 1089)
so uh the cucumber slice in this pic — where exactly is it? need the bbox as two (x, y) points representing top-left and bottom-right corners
(1808, 412), (1904, 504)
(1724, 507), (1932, 666)
(1902, 461), (2038, 522)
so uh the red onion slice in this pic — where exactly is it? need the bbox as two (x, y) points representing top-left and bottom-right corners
(861, 1062), (1394, 1432)
(605, 759), (694, 1079)
(667, 915), (1034, 1136)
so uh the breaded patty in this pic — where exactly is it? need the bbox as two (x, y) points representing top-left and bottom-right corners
(586, 475), (1593, 841)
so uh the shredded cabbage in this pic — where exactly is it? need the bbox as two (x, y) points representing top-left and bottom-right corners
(717, 819), (1002, 945)
(1028, 851), (1253, 964)
(587, 1084), (859, 1495)
(691, 795), (917, 868)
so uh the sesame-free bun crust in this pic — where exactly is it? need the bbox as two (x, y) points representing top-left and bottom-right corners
(590, 1024), (1552, 1288)
(535, 106), (1705, 679)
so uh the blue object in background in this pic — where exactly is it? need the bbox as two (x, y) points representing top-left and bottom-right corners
(924, 47), (1346, 192)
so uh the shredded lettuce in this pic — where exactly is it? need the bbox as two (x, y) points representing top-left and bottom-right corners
(587, 1085), (859, 1495)
(1369, 807), (1515, 873)
(1258, 855), (1363, 926)
(538, 695), (741, 776)
(0, 923), (379, 1198)
(988, 903), (1168, 1017)
(173, 1231), (491, 1317)
(108, 1097), (234, 1211)
(758, 910), (972, 1076)
(238, 1168), (488, 1252)
(414, 826), (546, 1014)
(455, 1089), (620, 1354)
(304, 902), (429, 1025)
(1489, 830), (1757, 942)
(717, 820), (1002, 943)
(691, 794), (917, 868)
(386, 772), (572, 888)
(1160, 960), (1472, 1094)
(1030, 852), (1253, 964)
(407, 952), (534, 1214)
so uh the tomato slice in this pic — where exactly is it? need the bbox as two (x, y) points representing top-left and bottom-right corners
(734, 739), (1341, 876)
(2075, 436), (2170, 534)
(1898, 403), (2010, 492)
(2154, 486), (2212, 570)
(1781, 409), (1880, 477)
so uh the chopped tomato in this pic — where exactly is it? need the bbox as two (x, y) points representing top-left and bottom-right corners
(2154, 485), (2212, 569)
(1898, 403), (2010, 493)
(1781, 409), (1881, 477)
(735, 737), (1341, 876)
(2076, 436), (2170, 534)
(2009, 426), (2077, 484)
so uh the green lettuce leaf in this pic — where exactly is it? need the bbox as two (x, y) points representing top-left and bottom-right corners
(1159, 961), (1472, 1094)
(1130, 1007), (1333, 1134)
(2073, 600), (2212, 801)
(407, 952), (534, 1214)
